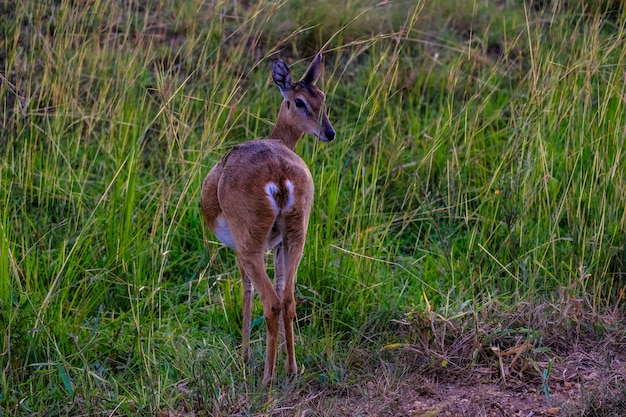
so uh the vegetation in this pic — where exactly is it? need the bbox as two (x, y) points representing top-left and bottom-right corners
(1, 0), (625, 415)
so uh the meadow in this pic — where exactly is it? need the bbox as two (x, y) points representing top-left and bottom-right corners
(1, 0), (625, 415)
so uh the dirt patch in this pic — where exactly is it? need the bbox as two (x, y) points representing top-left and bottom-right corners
(286, 307), (626, 417)
(292, 340), (626, 417)
(401, 382), (563, 416)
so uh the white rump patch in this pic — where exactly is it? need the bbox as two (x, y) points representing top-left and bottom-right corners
(265, 182), (281, 214)
(284, 180), (295, 211)
(265, 180), (296, 213)
(214, 215), (236, 249)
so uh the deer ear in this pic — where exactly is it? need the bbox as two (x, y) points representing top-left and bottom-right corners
(272, 59), (292, 99)
(300, 53), (322, 86)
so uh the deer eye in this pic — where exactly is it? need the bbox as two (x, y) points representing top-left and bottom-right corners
(294, 98), (305, 108)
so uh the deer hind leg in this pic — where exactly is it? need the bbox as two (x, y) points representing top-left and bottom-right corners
(236, 251), (281, 384)
(240, 261), (253, 363)
(273, 243), (287, 347)
(281, 235), (306, 378)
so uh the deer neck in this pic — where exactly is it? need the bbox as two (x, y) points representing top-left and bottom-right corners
(268, 101), (304, 151)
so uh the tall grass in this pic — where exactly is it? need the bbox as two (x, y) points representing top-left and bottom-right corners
(1, 0), (625, 414)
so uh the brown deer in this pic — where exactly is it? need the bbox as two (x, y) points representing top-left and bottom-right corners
(201, 53), (335, 384)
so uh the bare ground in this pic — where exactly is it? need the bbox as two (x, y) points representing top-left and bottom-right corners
(299, 347), (626, 417)
(286, 310), (626, 417)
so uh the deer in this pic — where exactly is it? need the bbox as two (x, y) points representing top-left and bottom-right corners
(201, 53), (335, 384)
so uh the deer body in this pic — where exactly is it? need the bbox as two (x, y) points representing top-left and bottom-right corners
(201, 54), (334, 383)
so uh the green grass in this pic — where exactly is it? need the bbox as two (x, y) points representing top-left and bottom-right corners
(1, 0), (625, 414)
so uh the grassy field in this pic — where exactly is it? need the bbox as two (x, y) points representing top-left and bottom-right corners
(1, 0), (625, 415)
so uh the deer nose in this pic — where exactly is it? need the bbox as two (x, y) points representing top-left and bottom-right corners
(324, 128), (335, 141)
